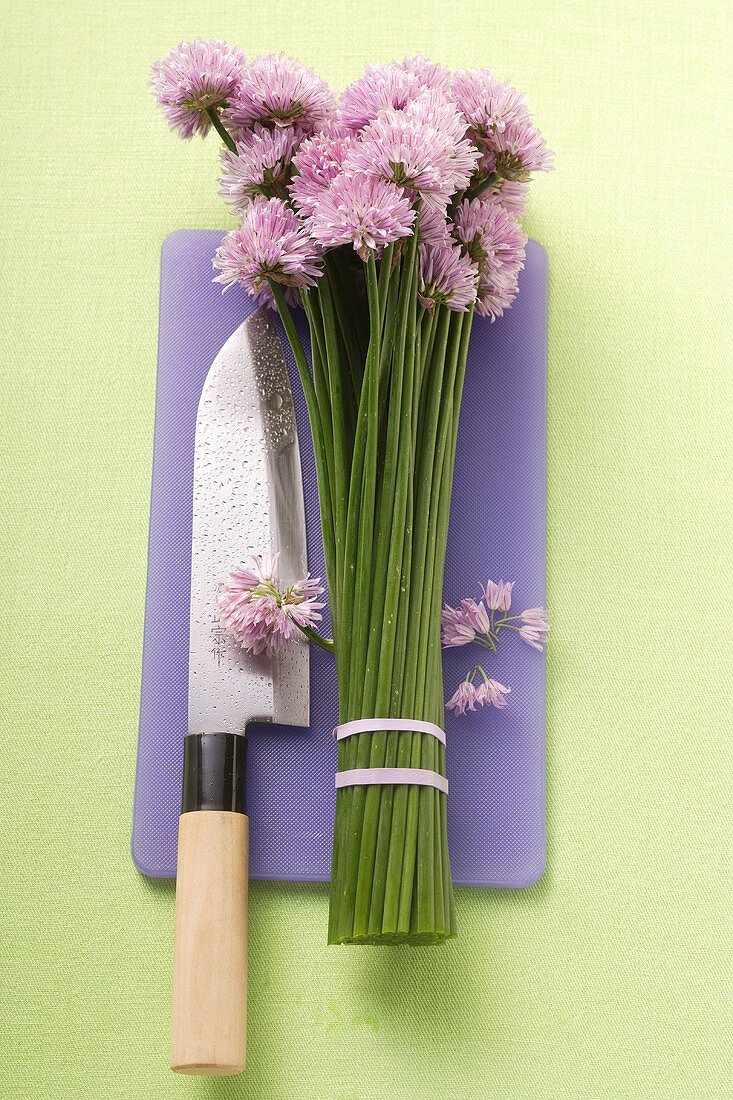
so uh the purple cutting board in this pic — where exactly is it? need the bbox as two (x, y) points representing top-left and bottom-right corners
(132, 229), (546, 887)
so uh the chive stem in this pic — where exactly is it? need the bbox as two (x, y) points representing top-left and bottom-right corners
(205, 107), (237, 152)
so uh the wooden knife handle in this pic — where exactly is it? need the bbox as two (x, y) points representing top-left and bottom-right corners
(170, 810), (249, 1074)
(170, 732), (249, 1076)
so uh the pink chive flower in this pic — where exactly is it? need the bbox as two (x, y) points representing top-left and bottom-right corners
(406, 90), (470, 145)
(419, 204), (451, 244)
(219, 126), (302, 212)
(149, 39), (246, 139)
(460, 598), (491, 633)
(453, 199), (527, 277)
(441, 604), (478, 648)
(441, 598), (490, 647)
(226, 53), (336, 134)
(309, 172), (415, 260)
(446, 671), (511, 715)
(453, 199), (527, 320)
(473, 272), (518, 321)
(405, 92), (481, 198)
(399, 54), (452, 92)
(339, 63), (423, 131)
(213, 198), (322, 296)
(475, 678), (511, 708)
(517, 607), (550, 651)
(484, 178), (530, 216)
(520, 606), (550, 629)
(446, 679), (480, 715)
(418, 242), (478, 312)
(217, 553), (325, 656)
(484, 579), (514, 612)
(450, 69), (529, 144)
(518, 626), (548, 651)
(289, 126), (354, 217)
(450, 69), (553, 182)
(492, 117), (554, 180)
(345, 107), (480, 210)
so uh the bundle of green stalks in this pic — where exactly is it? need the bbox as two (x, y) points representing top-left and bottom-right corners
(272, 230), (473, 945)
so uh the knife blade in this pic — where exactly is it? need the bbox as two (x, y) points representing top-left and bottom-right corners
(171, 306), (310, 1077)
(188, 305), (310, 733)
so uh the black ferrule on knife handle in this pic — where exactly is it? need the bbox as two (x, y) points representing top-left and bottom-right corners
(181, 732), (248, 815)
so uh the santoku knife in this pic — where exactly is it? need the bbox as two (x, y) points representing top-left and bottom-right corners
(170, 307), (310, 1076)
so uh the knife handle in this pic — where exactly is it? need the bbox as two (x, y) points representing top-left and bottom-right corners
(170, 733), (248, 1076)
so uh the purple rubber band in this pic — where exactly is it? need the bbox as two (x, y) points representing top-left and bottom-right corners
(335, 768), (449, 794)
(333, 718), (446, 745)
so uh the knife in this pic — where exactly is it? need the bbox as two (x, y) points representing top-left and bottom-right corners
(170, 307), (310, 1076)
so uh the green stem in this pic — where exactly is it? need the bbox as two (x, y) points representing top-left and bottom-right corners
(396, 311), (464, 933)
(468, 171), (499, 200)
(269, 282), (337, 593)
(318, 275), (350, 613)
(380, 305), (449, 933)
(352, 233), (419, 937)
(328, 253), (381, 943)
(332, 249), (369, 366)
(205, 107), (237, 152)
(325, 256), (362, 412)
(344, 252), (381, 716)
(297, 624), (335, 653)
(377, 242), (395, 323)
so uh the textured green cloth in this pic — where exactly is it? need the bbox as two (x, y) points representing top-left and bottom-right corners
(2, 2), (731, 1097)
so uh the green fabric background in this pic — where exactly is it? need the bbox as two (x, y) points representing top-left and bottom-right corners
(2, 1), (731, 1096)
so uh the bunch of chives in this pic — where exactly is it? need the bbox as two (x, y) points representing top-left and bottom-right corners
(272, 231), (473, 944)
